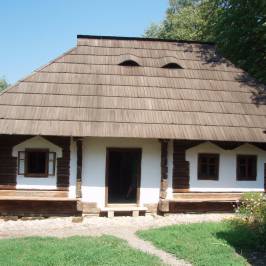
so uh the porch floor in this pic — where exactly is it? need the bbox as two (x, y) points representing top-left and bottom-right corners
(0, 189), (69, 198)
(172, 192), (242, 202)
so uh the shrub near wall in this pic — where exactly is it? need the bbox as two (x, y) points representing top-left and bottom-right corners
(237, 192), (266, 236)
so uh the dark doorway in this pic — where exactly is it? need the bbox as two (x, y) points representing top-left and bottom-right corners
(106, 148), (141, 204)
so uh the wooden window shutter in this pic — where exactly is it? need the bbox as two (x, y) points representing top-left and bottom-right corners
(48, 152), (56, 176)
(18, 151), (25, 175)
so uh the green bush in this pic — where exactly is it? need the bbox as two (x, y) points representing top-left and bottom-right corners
(236, 192), (266, 234)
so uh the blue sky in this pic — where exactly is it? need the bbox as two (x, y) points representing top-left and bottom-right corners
(0, 0), (168, 84)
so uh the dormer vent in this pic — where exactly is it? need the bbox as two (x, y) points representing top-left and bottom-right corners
(119, 60), (140, 66)
(162, 63), (183, 69)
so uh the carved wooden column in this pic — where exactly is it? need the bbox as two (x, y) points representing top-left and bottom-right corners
(158, 139), (169, 213)
(75, 138), (83, 198)
(264, 163), (266, 192)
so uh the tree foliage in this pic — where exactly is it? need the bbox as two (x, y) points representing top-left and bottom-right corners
(144, 0), (266, 84)
(206, 0), (266, 84)
(0, 78), (9, 92)
(144, 0), (206, 41)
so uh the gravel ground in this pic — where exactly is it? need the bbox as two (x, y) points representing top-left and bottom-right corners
(0, 213), (234, 266)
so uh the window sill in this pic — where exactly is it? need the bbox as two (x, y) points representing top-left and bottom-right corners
(24, 175), (49, 178)
(198, 176), (219, 181)
(236, 177), (257, 181)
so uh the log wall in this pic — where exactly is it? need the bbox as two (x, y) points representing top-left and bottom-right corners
(172, 140), (201, 191)
(0, 135), (30, 188)
(0, 135), (70, 189)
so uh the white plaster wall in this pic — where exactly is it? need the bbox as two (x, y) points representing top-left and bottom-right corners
(69, 138), (77, 198)
(12, 136), (62, 190)
(186, 142), (266, 192)
(81, 137), (161, 208)
(16, 175), (57, 190)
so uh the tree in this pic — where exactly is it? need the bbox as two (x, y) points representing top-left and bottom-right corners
(205, 0), (266, 84)
(144, 0), (207, 41)
(0, 78), (9, 92)
(144, 0), (266, 84)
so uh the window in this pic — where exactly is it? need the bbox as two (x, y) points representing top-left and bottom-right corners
(119, 60), (140, 66)
(25, 149), (48, 177)
(198, 153), (219, 180)
(18, 149), (56, 177)
(237, 155), (257, 181)
(162, 63), (183, 69)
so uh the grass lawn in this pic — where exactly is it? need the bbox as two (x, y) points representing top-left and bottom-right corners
(138, 221), (265, 266)
(0, 235), (163, 266)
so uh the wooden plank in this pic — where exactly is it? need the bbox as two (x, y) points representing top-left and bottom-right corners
(0, 199), (80, 216)
(172, 192), (242, 201)
(0, 190), (68, 198)
(169, 201), (236, 213)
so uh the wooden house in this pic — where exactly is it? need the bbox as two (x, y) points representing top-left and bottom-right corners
(0, 35), (265, 216)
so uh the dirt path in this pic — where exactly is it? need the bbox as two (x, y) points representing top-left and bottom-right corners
(111, 229), (189, 266)
(0, 213), (234, 265)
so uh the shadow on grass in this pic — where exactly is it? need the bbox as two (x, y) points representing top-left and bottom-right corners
(216, 221), (266, 266)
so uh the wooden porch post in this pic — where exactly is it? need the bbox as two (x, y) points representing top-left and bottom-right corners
(158, 139), (169, 213)
(264, 163), (266, 192)
(75, 138), (83, 199)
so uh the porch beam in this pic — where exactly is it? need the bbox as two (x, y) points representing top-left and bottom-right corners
(212, 141), (243, 150)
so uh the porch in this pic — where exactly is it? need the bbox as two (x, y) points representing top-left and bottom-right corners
(0, 135), (265, 217)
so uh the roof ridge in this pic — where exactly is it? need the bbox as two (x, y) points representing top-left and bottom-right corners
(77, 34), (215, 45)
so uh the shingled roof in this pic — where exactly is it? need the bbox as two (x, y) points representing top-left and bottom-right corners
(0, 35), (265, 142)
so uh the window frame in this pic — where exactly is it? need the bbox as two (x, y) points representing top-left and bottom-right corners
(18, 151), (25, 175)
(48, 152), (56, 176)
(236, 155), (257, 181)
(197, 153), (220, 180)
(24, 148), (49, 178)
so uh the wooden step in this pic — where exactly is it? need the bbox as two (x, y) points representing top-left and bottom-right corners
(101, 205), (147, 217)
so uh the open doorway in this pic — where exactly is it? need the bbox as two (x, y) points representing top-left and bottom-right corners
(106, 148), (141, 204)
